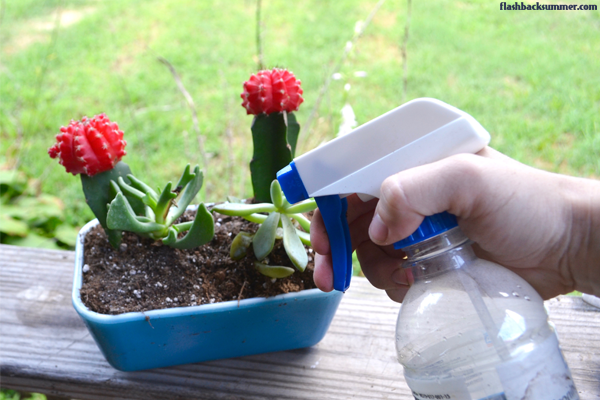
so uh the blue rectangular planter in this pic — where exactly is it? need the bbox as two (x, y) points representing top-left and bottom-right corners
(73, 220), (343, 371)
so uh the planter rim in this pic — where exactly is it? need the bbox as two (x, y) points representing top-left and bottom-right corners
(73, 217), (329, 325)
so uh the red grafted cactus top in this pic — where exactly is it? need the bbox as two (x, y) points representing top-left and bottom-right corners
(48, 114), (127, 176)
(241, 68), (304, 115)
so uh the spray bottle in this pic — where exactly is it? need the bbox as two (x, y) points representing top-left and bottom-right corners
(276, 98), (579, 399)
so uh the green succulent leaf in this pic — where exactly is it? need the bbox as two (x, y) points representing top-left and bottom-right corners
(135, 216), (155, 223)
(107, 193), (164, 233)
(110, 180), (122, 196)
(253, 212), (280, 261)
(281, 214), (308, 272)
(162, 203), (214, 249)
(140, 193), (157, 211)
(174, 164), (194, 190)
(172, 221), (192, 232)
(230, 231), (254, 260)
(227, 196), (243, 203)
(162, 227), (179, 246)
(81, 161), (132, 248)
(166, 166), (203, 225)
(126, 174), (159, 201)
(285, 198), (317, 214)
(117, 177), (144, 199)
(155, 182), (177, 222)
(290, 213), (311, 232)
(295, 228), (311, 246)
(212, 202), (277, 216)
(270, 180), (284, 209)
(254, 261), (295, 279)
(115, 177), (147, 216)
(242, 213), (268, 224)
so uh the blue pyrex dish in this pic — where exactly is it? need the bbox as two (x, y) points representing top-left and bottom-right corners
(73, 219), (343, 371)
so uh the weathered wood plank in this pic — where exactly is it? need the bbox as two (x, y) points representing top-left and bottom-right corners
(1, 244), (598, 399)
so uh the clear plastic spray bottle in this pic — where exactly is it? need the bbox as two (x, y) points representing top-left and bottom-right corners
(395, 213), (579, 400)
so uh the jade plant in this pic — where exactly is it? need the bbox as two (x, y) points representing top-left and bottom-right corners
(48, 114), (213, 249)
(241, 68), (304, 202)
(212, 180), (317, 278)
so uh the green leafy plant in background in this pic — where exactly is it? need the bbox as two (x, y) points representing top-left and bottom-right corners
(0, 167), (78, 250)
(212, 180), (316, 278)
(48, 114), (214, 250)
(0, 389), (46, 400)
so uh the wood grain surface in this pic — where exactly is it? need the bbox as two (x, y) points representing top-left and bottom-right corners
(1, 244), (598, 399)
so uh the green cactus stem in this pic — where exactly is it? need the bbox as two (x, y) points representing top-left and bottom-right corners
(250, 112), (300, 203)
(80, 161), (133, 248)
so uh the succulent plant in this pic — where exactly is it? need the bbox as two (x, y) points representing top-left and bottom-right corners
(49, 114), (214, 250)
(241, 68), (304, 203)
(212, 180), (316, 278)
(106, 164), (214, 249)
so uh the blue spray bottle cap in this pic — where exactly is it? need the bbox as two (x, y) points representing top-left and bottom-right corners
(394, 212), (458, 249)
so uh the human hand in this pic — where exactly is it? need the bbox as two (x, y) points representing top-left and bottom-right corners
(311, 147), (600, 301)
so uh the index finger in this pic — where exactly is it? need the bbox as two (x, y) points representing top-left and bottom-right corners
(310, 194), (378, 256)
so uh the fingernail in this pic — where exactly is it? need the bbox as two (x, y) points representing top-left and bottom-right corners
(369, 212), (388, 243)
(391, 268), (410, 286)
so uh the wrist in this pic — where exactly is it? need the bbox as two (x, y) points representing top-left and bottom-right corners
(562, 175), (600, 296)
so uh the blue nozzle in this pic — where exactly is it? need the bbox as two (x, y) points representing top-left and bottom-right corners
(315, 195), (352, 292)
(277, 162), (309, 204)
(277, 162), (352, 292)
(394, 212), (458, 249)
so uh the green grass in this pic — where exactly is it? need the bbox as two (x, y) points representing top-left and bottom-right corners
(1, 0), (598, 231)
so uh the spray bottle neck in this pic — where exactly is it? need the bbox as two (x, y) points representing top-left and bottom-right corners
(401, 227), (475, 280)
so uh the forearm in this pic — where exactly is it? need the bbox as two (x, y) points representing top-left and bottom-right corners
(563, 175), (600, 296)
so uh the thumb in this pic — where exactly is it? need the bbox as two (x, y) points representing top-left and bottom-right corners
(368, 153), (497, 246)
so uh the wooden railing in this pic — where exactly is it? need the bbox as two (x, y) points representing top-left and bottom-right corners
(1, 244), (598, 399)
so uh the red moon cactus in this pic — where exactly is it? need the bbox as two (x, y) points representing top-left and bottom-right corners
(241, 68), (304, 115)
(48, 114), (127, 176)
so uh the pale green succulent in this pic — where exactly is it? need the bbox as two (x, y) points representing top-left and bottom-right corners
(212, 180), (316, 279)
(105, 164), (214, 249)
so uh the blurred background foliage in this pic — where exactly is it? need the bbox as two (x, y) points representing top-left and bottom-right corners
(1, 0), (598, 233)
(0, 167), (78, 249)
